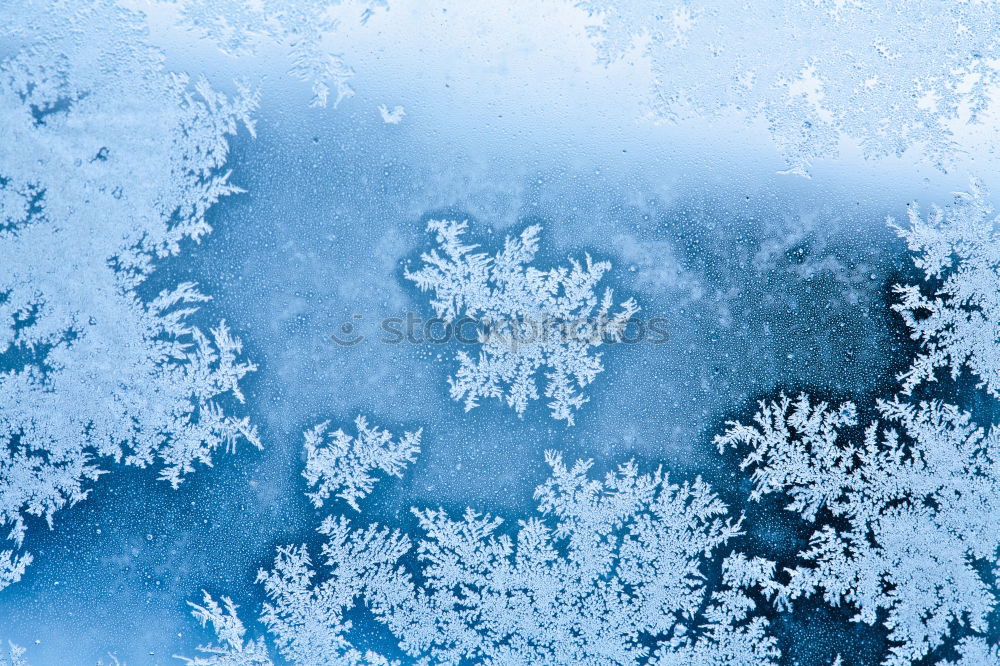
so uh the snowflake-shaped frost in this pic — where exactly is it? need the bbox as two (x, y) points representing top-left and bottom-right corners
(892, 181), (1000, 398)
(303, 416), (421, 512)
(717, 394), (1000, 665)
(405, 221), (639, 424)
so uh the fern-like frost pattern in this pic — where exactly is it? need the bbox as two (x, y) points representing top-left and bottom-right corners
(174, 0), (384, 108)
(303, 416), (421, 512)
(717, 394), (1000, 665)
(0, 0), (260, 585)
(183, 450), (777, 665)
(406, 221), (639, 424)
(892, 182), (1000, 398)
(179, 592), (274, 666)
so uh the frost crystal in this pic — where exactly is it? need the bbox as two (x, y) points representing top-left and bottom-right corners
(174, 0), (385, 108)
(378, 105), (406, 124)
(178, 592), (273, 666)
(405, 221), (639, 424)
(581, 1), (1000, 174)
(654, 553), (779, 665)
(716, 394), (1000, 665)
(253, 451), (774, 665)
(0, 643), (26, 666)
(0, 551), (31, 593)
(892, 182), (1000, 398)
(939, 637), (1000, 666)
(302, 416), (421, 511)
(257, 517), (408, 665)
(0, 1), (259, 580)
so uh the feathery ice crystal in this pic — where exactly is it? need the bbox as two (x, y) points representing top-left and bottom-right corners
(405, 220), (639, 425)
(892, 182), (1000, 398)
(0, 0), (260, 588)
(303, 416), (421, 512)
(717, 394), (1000, 665)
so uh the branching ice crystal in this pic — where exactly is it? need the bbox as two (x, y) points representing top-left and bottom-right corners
(243, 450), (775, 665)
(0, 0), (260, 584)
(939, 638), (1000, 666)
(177, 592), (273, 666)
(0, 643), (26, 666)
(717, 394), (1000, 665)
(257, 517), (409, 665)
(303, 416), (421, 512)
(405, 221), (639, 424)
(0, 551), (31, 593)
(174, 0), (386, 108)
(892, 182), (1000, 398)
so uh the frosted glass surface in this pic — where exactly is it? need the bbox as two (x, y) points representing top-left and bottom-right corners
(1, 2), (999, 664)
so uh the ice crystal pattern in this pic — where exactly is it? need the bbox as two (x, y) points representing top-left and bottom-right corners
(303, 416), (421, 511)
(256, 517), (408, 665)
(174, 0), (385, 108)
(581, 1), (1000, 175)
(234, 450), (777, 665)
(178, 592), (273, 666)
(0, 552), (30, 593)
(940, 638), (1000, 666)
(0, 643), (26, 666)
(405, 221), (639, 424)
(0, 0), (259, 586)
(716, 394), (1000, 665)
(892, 182), (1000, 398)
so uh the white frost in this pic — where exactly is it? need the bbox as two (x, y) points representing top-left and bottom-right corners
(177, 591), (273, 665)
(378, 105), (406, 124)
(581, 1), (1000, 174)
(892, 181), (1000, 397)
(0, 0), (260, 583)
(717, 394), (1000, 665)
(252, 451), (776, 665)
(405, 220), (639, 424)
(303, 416), (421, 512)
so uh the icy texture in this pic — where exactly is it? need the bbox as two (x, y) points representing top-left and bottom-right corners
(581, 1), (1000, 174)
(0, 0), (259, 582)
(302, 416), (421, 511)
(378, 104), (406, 124)
(178, 592), (273, 665)
(0, 551), (30, 593)
(6, 2), (1000, 664)
(257, 517), (408, 665)
(174, 0), (384, 108)
(244, 450), (776, 665)
(717, 394), (1000, 665)
(654, 554), (780, 666)
(892, 183), (1000, 397)
(0, 644), (26, 666)
(940, 638), (1000, 666)
(406, 221), (640, 424)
